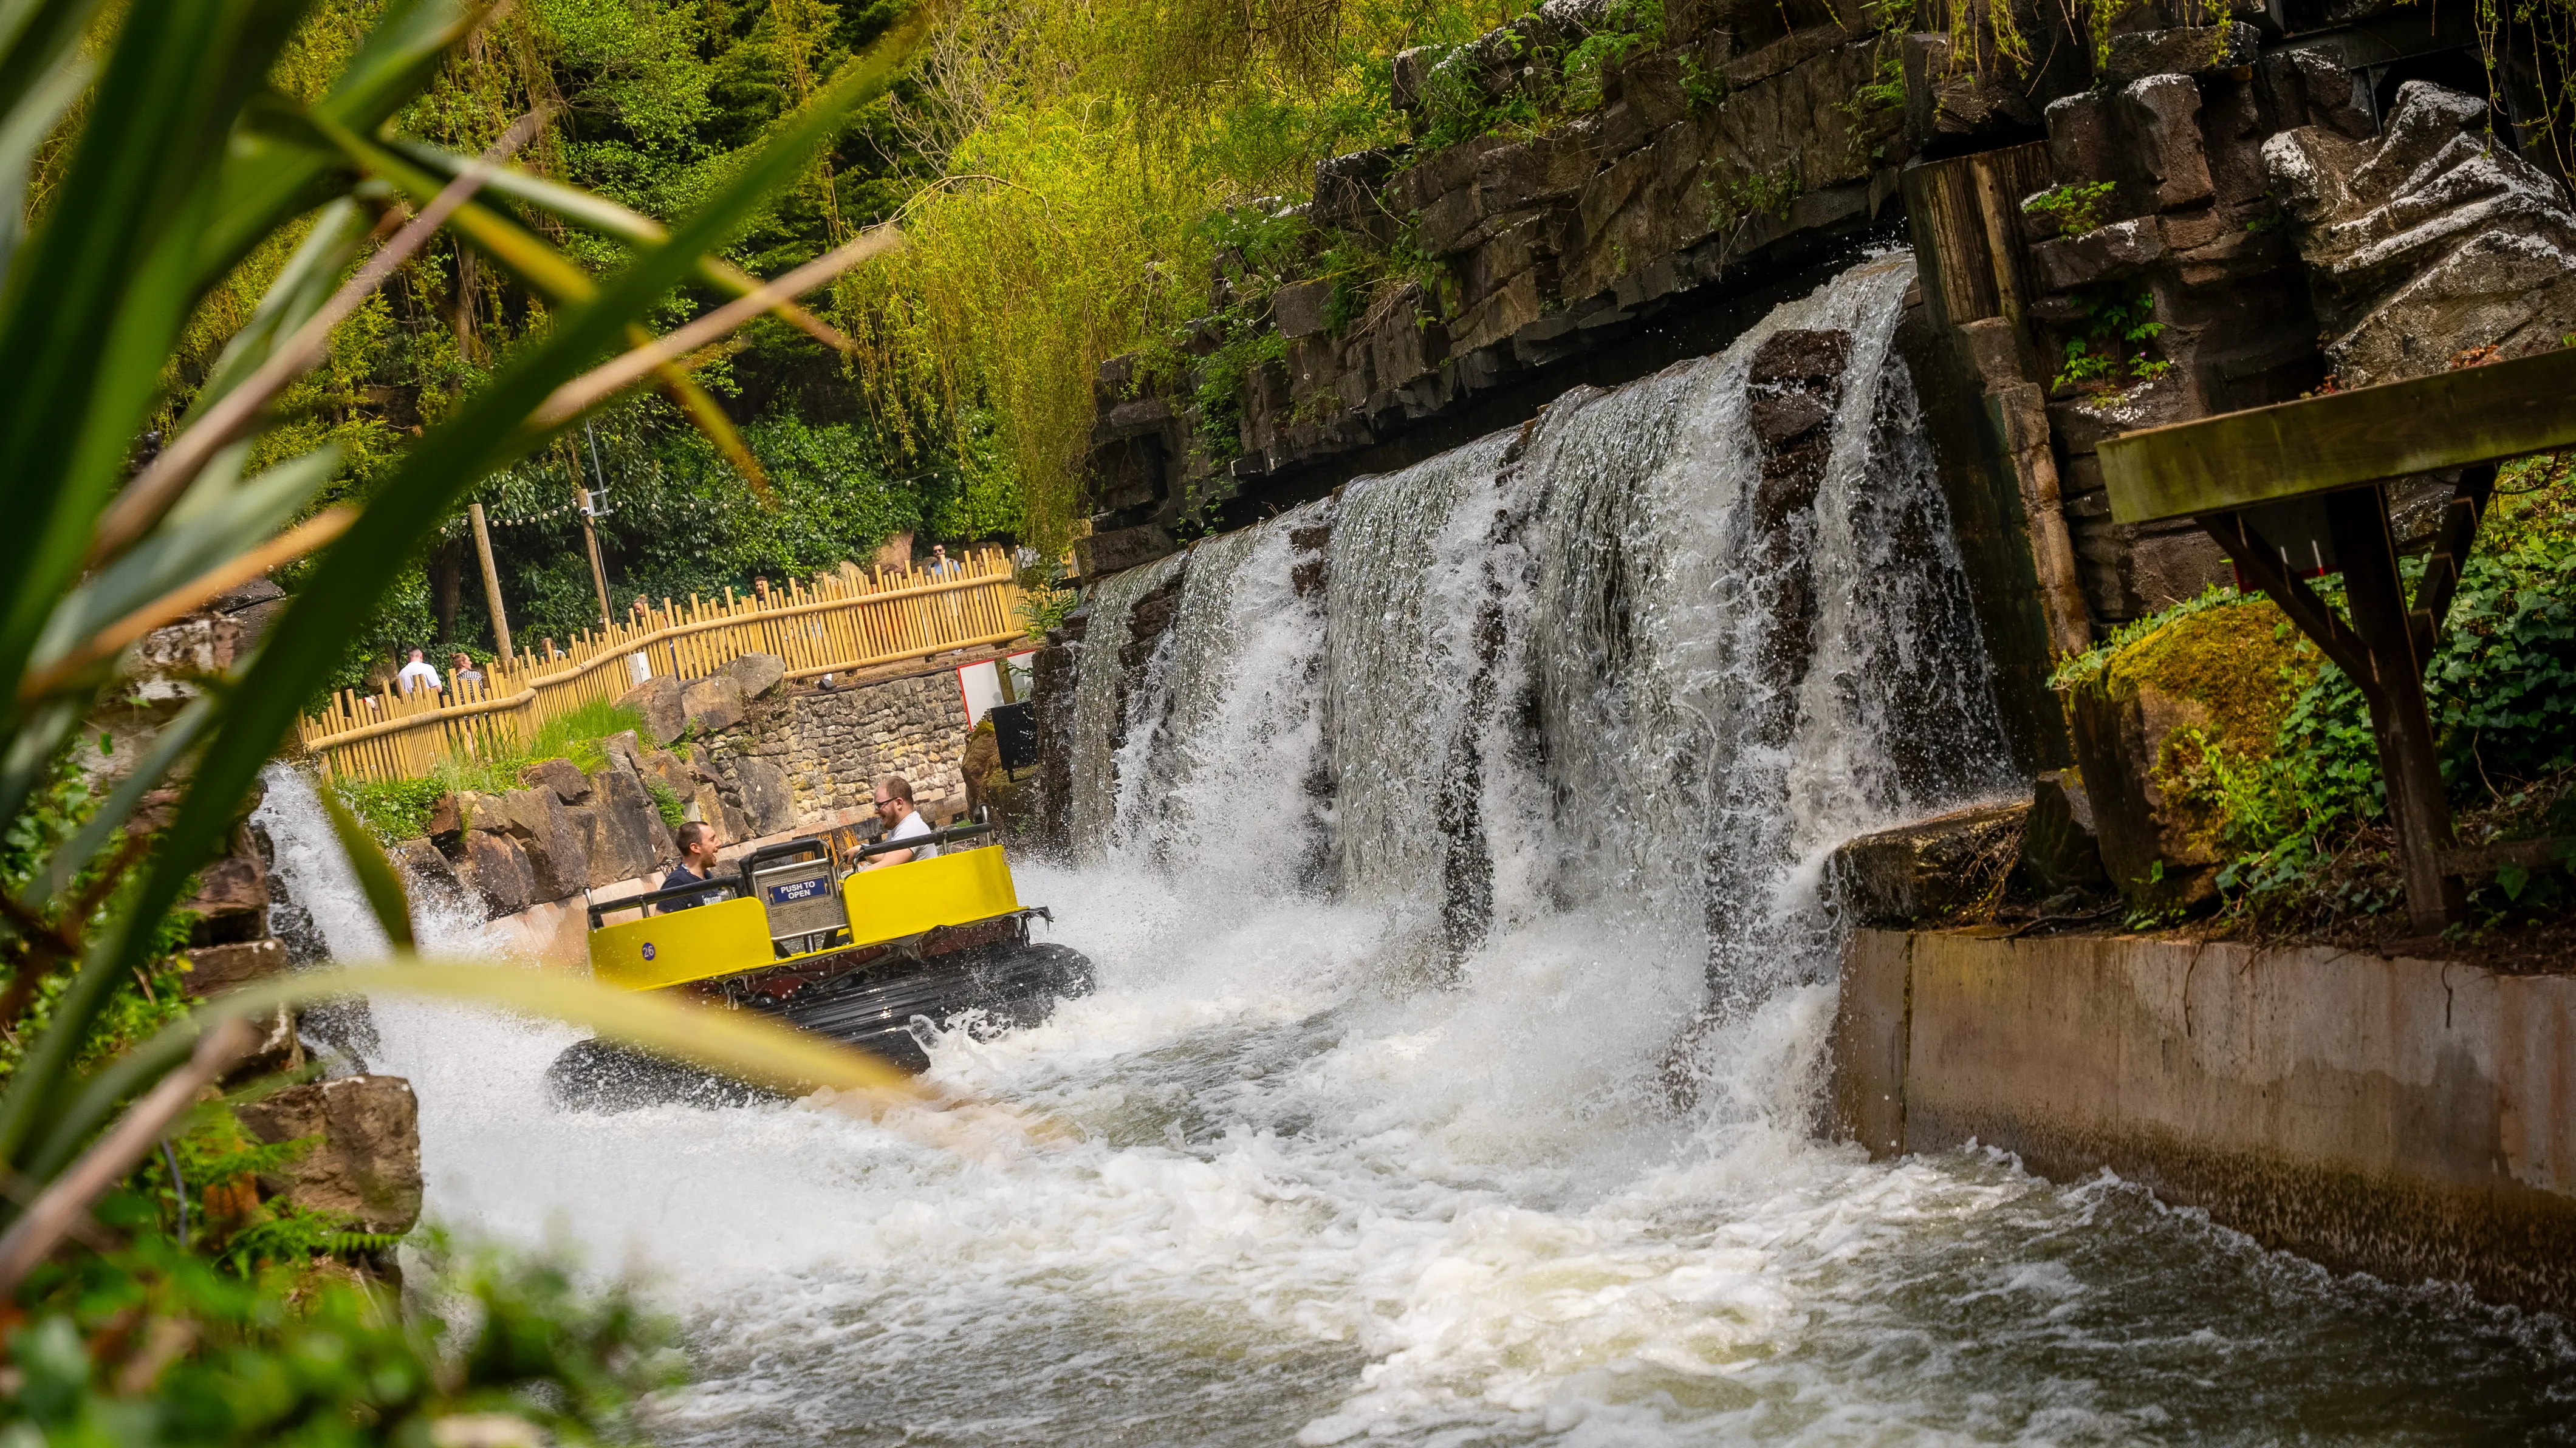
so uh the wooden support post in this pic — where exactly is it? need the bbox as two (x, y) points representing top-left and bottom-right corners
(2326, 487), (2465, 933)
(468, 502), (513, 666)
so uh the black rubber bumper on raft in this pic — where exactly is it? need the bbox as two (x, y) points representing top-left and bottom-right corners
(544, 943), (1094, 1112)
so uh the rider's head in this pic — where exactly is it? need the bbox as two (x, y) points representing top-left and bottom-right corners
(873, 774), (914, 828)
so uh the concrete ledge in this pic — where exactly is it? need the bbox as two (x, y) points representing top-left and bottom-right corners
(1831, 927), (2576, 1312)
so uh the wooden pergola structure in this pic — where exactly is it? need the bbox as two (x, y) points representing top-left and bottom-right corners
(2097, 347), (2576, 934)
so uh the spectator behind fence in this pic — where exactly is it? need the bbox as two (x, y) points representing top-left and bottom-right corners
(395, 649), (441, 696)
(657, 822), (725, 910)
(450, 652), (485, 690)
(861, 776), (939, 869)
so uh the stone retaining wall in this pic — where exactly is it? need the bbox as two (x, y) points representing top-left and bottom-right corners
(1831, 926), (2576, 1313)
(702, 670), (970, 835)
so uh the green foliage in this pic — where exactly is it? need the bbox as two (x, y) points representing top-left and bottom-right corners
(1559, 0), (1666, 111)
(1679, 52), (1728, 112)
(644, 776), (688, 828)
(332, 775), (451, 844)
(2142, 458), (2576, 923)
(1704, 162), (1802, 242)
(10, 1228), (681, 1447)
(2052, 284), (2167, 393)
(330, 702), (649, 839)
(2023, 180), (2116, 238)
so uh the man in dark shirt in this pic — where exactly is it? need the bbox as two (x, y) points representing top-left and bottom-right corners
(657, 822), (724, 910)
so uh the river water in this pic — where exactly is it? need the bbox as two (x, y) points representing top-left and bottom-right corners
(256, 254), (2576, 1443)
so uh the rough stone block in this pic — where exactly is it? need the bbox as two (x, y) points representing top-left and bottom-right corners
(1273, 279), (1334, 338)
(391, 838), (468, 917)
(2120, 73), (2215, 210)
(1074, 523), (1179, 578)
(1827, 802), (2032, 926)
(734, 756), (798, 836)
(425, 792), (463, 850)
(235, 1075), (422, 1234)
(500, 788), (590, 901)
(519, 756), (591, 804)
(461, 828), (531, 915)
(681, 674), (746, 735)
(2104, 23), (2258, 86)
(2015, 770), (2110, 896)
(2030, 216), (2168, 291)
(182, 937), (288, 997)
(184, 851), (267, 946)
(615, 675), (687, 746)
(726, 652), (786, 700)
(601, 729), (646, 776)
(589, 770), (667, 885)
(2044, 92), (2118, 193)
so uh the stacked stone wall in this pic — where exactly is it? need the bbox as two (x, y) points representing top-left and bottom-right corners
(702, 671), (972, 832)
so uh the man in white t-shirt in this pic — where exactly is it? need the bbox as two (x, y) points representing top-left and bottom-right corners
(862, 774), (939, 869)
(394, 649), (442, 695)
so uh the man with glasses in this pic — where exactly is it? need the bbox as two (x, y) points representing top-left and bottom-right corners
(862, 775), (939, 869)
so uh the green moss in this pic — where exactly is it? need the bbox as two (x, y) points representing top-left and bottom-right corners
(2091, 593), (2317, 757)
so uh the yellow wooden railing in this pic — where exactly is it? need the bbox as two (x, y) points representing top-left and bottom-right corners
(298, 548), (1024, 783)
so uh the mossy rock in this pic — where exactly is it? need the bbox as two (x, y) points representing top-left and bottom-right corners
(2063, 595), (2315, 907)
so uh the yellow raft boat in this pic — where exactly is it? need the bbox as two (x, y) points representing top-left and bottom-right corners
(545, 824), (1091, 1109)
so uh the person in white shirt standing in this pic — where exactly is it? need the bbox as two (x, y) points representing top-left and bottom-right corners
(394, 649), (442, 696)
(862, 774), (940, 868)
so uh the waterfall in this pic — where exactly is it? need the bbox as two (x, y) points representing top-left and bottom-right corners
(1066, 254), (2017, 1008)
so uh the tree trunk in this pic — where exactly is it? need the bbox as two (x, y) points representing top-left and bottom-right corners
(431, 538), (463, 644)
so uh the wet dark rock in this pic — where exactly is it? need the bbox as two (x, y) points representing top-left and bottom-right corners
(390, 838), (468, 915)
(1828, 802), (2032, 926)
(461, 828), (533, 915)
(2103, 24), (2258, 85)
(2015, 769), (2110, 895)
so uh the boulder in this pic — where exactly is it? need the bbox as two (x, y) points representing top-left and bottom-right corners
(724, 652), (786, 702)
(2015, 770), (2111, 896)
(731, 756), (796, 837)
(1273, 279), (1334, 338)
(1828, 802), (2032, 926)
(389, 838), (469, 917)
(616, 675), (688, 746)
(498, 788), (589, 901)
(2103, 24), (2258, 86)
(2119, 74), (2213, 211)
(183, 850), (268, 946)
(460, 830), (532, 916)
(234, 1074), (423, 1234)
(181, 937), (288, 997)
(223, 1006), (304, 1087)
(518, 756), (591, 804)
(584, 773), (665, 886)
(680, 674), (745, 734)
(601, 729), (646, 776)
(425, 792), (465, 852)
(2263, 80), (2576, 388)
(2029, 216), (2168, 292)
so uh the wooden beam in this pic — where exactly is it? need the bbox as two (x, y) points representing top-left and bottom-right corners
(2099, 347), (2576, 525)
(2408, 463), (2495, 661)
(2196, 508), (2377, 691)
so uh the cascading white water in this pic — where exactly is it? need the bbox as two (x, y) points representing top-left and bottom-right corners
(251, 258), (2572, 1445)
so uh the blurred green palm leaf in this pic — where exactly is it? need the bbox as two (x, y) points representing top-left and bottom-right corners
(0, 0), (933, 1224)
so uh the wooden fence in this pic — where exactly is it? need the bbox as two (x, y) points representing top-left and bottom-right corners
(298, 548), (1025, 783)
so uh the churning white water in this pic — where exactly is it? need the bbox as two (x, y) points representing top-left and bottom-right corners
(255, 259), (2575, 1443)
